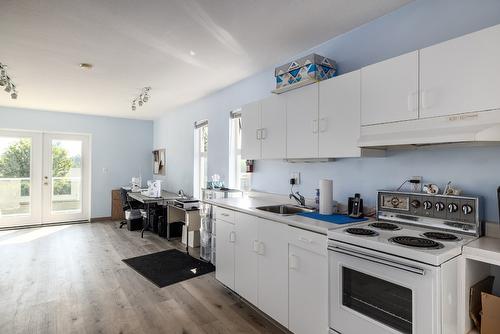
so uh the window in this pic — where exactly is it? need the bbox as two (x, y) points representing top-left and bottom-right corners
(194, 120), (208, 199)
(229, 110), (250, 190)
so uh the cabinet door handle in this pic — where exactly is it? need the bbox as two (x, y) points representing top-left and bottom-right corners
(298, 236), (313, 244)
(407, 91), (418, 112)
(289, 254), (299, 270)
(312, 119), (319, 134)
(220, 213), (229, 217)
(258, 241), (265, 255)
(229, 231), (236, 243)
(319, 118), (327, 133)
(261, 128), (267, 140)
(256, 129), (261, 140)
(253, 240), (260, 253)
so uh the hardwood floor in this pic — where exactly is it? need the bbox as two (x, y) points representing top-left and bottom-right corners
(0, 222), (286, 334)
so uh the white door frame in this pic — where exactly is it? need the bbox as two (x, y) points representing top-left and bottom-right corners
(0, 129), (91, 228)
(42, 132), (91, 224)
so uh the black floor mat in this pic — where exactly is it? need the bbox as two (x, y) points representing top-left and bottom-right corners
(122, 249), (215, 288)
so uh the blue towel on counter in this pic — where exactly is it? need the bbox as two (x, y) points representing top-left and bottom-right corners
(296, 212), (368, 225)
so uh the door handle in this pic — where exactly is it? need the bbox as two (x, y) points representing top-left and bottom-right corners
(289, 254), (299, 270)
(253, 240), (260, 253)
(43, 176), (49, 185)
(298, 236), (313, 244)
(312, 119), (319, 134)
(319, 118), (327, 133)
(261, 128), (267, 140)
(229, 231), (236, 243)
(258, 241), (265, 255)
(407, 93), (413, 112)
(256, 129), (261, 140)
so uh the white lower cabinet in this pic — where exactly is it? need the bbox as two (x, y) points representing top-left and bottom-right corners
(288, 226), (328, 334)
(233, 212), (289, 327)
(258, 218), (289, 327)
(215, 218), (235, 290)
(215, 208), (328, 333)
(234, 212), (259, 306)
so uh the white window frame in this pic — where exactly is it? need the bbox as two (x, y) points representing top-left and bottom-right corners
(193, 120), (208, 199)
(228, 110), (249, 190)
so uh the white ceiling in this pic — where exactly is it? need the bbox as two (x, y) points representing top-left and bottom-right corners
(0, 0), (410, 120)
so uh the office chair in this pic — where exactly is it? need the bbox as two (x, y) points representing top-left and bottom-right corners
(119, 188), (143, 229)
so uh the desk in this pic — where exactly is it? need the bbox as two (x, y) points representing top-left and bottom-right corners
(167, 205), (201, 254)
(127, 190), (181, 237)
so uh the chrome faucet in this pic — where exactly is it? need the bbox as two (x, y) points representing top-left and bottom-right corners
(290, 191), (306, 207)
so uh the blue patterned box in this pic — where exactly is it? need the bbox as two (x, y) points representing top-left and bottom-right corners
(274, 54), (337, 92)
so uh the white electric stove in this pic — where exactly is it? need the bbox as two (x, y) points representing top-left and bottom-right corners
(327, 190), (483, 334)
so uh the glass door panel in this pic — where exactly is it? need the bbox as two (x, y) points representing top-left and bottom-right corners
(50, 139), (82, 214)
(0, 131), (42, 228)
(43, 133), (89, 224)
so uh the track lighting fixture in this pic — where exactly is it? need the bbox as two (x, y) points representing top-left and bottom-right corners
(131, 87), (151, 111)
(0, 63), (19, 100)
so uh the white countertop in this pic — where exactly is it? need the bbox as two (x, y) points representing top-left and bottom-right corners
(463, 236), (500, 266)
(204, 195), (364, 235)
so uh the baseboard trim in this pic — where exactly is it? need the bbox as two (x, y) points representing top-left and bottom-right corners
(90, 216), (113, 222)
(0, 220), (89, 231)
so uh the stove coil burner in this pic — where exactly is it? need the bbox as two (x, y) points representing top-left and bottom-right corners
(345, 227), (378, 236)
(369, 222), (401, 231)
(389, 236), (443, 249)
(422, 232), (459, 241)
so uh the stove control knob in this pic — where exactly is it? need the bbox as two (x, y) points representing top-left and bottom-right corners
(462, 204), (473, 215)
(448, 203), (458, 213)
(410, 200), (421, 208)
(390, 197), (400, 207)
(435, 202), (445, 212)
(423, 201), (433, 210)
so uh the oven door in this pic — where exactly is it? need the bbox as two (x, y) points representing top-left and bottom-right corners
(328, 240), (439, 334)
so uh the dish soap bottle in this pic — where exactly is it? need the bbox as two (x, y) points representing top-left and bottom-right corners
(315, 188), (320, 210)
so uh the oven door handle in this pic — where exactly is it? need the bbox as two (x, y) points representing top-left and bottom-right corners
(328, 246), (426, 276)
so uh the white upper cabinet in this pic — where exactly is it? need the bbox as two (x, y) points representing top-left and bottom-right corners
(241, 101), (261, 160)
(319, 71), (362, 158)
(286, 83), (319, 159)
(420, 24), (500, 118)
(261, 95), (287, 159)
(361, 51), (419, 126)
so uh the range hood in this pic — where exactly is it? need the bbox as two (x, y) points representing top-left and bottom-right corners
(358, 109), (500, 148)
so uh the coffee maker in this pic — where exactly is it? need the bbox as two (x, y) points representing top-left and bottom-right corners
(348, 193), (364, 218)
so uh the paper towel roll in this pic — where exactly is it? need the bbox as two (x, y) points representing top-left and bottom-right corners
(319, 179), (333, 215)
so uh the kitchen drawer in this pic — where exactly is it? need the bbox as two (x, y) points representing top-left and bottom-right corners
(288, 226), (327, 256)
(213, 206), (236, 224)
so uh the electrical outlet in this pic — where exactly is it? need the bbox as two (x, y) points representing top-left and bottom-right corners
(291, 172), (300, 185)
(409, 176), (422, 192)
(410, 176), (422, 184)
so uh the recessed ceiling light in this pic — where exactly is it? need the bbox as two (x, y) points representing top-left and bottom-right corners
(189, 50), (196, 56)
(79, 63), (93, 70)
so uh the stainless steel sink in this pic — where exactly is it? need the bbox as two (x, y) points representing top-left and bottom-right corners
(255, 204), (315, 215)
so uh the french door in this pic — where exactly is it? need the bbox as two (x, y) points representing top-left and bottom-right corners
(0, 130), (90, 228)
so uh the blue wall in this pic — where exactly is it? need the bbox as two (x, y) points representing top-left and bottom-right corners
(154, 0), (500, 222)
(0, 106), (153, 218)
